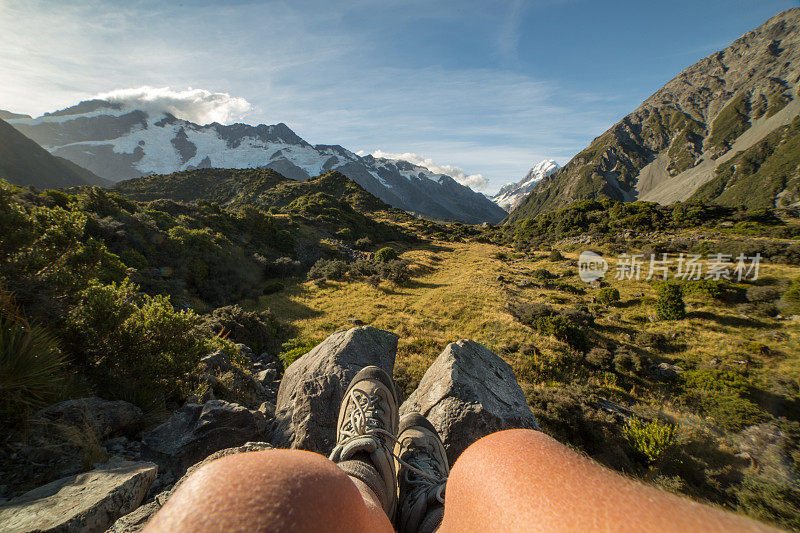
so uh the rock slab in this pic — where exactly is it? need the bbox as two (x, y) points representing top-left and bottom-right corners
(400, 339), (539, 465)
(141, 400), (269, 477)
(273, 326), (398, 454)
(0, 461), (157, 533)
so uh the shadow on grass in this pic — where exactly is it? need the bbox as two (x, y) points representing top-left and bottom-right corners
(614, 298), (642, 309)
(687, 310), (772, 329)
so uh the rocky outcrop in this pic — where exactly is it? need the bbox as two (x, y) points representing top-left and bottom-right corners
(0, 461), (156, 533)
(273, 326), (398, 454)
(141, 400), (270, 477)
(31, 397), (143, 439)
(400, 339), (539, 464)
(109, 442), (273, 533)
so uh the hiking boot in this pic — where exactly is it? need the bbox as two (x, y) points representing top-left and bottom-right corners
(329, 365), (399, 518)
(395, 413), (449, 533)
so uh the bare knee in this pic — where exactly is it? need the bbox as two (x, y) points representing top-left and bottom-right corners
(146, 449), (370, 533)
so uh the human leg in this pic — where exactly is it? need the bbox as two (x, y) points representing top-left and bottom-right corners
(439, 429), (778, 532)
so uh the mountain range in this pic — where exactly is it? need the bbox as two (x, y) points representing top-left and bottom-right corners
(508, 7), (800, 223)
(491, 160), (560, 212)
(3, 103), (506, 224)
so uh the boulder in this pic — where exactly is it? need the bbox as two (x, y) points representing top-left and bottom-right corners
(199, 350), (231, 372)
(650, 362), (684, 380)
(32, 397), (143, 439)
(400, 340), (539, 465)
(273, 326), (398, 453)
(108, 442), (273, 533)
(0, 461), (156, 533)
(141, 400), (270, 477)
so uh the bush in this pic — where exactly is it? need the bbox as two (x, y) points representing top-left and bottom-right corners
(623, 417), (677, 465)
(746, 285), (781, 303)
(736, 474), (800, 530)
(613, 347), (644, 374)
(377, 259), (411, 284)
(278, 338), (321, 367)
(682, 279), (728, 300)
(355, 237), (373, 250)
(634, 331), (669, 351)
(375, 246), (399, 263)
(307, 259), (348, 281)
(66, 279), (212, 406)
(596, 287), (620, 305)
(0, 316), (66, 425)
(586, 347), (614, 369)
(536, 315), (588, 352)
(197, 305), (283, 355)
(266, 257), (302, 278)
(654, 281), (685, 320)
(781, 276), (800, 313)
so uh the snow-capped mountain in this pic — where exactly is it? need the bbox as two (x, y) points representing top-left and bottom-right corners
(6, 100), (506, 224)
(491, 160), (560, 212)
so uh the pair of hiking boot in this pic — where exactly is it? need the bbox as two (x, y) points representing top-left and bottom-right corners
(329, 366), (449, 533)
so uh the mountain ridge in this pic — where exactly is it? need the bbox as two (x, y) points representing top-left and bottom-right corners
(7, 103), (506, 224)
(492, 160), (560, 212)
(507, 8), (800, 223)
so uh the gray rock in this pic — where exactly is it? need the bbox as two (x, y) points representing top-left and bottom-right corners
(108, 443), (272, 533)
(255, 368), (277, 384)
(651, 362), (684, 380)
(141, 400), (269, 477)
(400, 340), (539, 465)
(199, 350), (231, 372)
(32, 397), (143, 439)
(273, 326), (398, 454)
(0, 461), (156, 533)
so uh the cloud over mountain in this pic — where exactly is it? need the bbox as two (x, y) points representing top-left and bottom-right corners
(365, 150), (489, 190)
(94, 86), (252, 125)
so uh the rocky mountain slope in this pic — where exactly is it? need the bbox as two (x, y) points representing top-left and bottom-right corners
(5, 102), (505, 224)
(492, 159), (560, 212)
(508, 8), (800, 222)
(0, 116), (109, 189)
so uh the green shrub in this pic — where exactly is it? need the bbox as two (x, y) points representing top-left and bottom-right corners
(66, 279), (211, 406)
(307, 259), (348, 281)
(375, 246), (399, 263)
(119, 249), (148, 270)
(197, 304), (283, 355)
(623, 417), (677, 465)
(355, 237), (373, 250)
(746, 285), (781, 303)
(782, 276), (800, 313)
(586, 347), (613, 369)
(596, 287), (620, 305)
(0, 317), (66, 425)
(549, 249), (564, 261)
(536, 315), (588, 352)
(278, 338), (322, 367)
(634, 331), (669, 351)
(377, 259), (410, 284)
(682, 279), (727, 300)
(654, 281), (686, 320)
(613, 347), (645, 374)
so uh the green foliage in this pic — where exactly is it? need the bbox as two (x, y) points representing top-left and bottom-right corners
(66, 279), (211, 406)
(197, 304), (283, 355)
(586, 347), (614, 369)
(708, 92), (751, 153)
(596, 286), (620, 305)
(307, 259), (348, 281)
(683, 279), (727, 300)
(549, 249), (564, 261)
(654, 281), (685, 320)
(278, 338), (321, 368)
(680, 369), (766, 431)
(375, 246), (399, 263)
(623, 417), (677, 465)
(0, 317), (65, 425)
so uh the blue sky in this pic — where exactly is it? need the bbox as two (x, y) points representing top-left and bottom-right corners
(1, 0), (797, 192)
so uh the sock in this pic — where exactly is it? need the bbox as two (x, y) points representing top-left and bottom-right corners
(418, 505), (444, 533)
(337, 457), (388, 511)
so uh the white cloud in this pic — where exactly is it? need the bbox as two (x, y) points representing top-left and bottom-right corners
(94, 86), (252, 125)
(366, 150), (490, 190)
